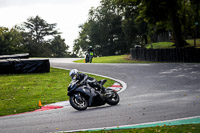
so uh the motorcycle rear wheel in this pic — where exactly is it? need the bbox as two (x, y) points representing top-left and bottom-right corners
(106, 90), (120, 105)
(70, 94), (88, 111)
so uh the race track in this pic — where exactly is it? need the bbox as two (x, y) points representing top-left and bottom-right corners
(1, 58), (200, 133)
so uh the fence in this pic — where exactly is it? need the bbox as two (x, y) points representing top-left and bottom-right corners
(130, 48), (200, 63)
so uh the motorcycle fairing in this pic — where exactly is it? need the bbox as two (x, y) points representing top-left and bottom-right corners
(68, 85), (99, 106)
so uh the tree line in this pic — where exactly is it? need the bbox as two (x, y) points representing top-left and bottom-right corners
(1, 0), (199, 57)
(0, 15), (70, 57)
(73, 0), (199, 56)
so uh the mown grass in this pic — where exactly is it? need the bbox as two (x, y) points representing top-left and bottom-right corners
(145, 42), (175, 49)
(146, 39), (200, 49)
(70, 124), (200, 133)
(0, 68), (115, 116)
(74, 55), (153, 63)
(186, 38), (200, 48)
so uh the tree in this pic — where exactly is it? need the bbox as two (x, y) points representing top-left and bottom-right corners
(0, 27), (26, 55)
(73, 0), (198, 57)
(74, 0), (126, 56)
(114, 0), (148, 47)
(21, 15), (60, 56)
(138, 0), (188, 47)
(50, 35), (69, 57)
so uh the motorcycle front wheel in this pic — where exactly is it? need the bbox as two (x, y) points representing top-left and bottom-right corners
(89, 57), (92, 63)
(106, 90), (120, 105)
(70, 93), (88, 111)
(85, 58), (88, 63)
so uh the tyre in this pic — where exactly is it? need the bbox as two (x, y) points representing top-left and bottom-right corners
(89, 58), (92, 63)
(106, 90), (120, 105)
(70, 93), (88, 111)
(89, 56), (92, 63)
(85, 56), (89, 63)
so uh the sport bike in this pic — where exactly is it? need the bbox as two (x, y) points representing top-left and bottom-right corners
(67, 79), (120, 111)
(85, 52), (93, 63)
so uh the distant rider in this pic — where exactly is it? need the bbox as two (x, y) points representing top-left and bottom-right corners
(69, 69), (106, 93)
(87, 46), (94, 56)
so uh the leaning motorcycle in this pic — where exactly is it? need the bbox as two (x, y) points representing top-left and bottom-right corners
(67, 79), (120, 111)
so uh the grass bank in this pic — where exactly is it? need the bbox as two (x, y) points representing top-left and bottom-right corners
(0, 68), (115, 116)
(69, 124), (200, 133)
(145, 39), (200, 49)
(145, 42), (175, 49)
(74, 55), (153, 63)
(186, 38), (200, 48)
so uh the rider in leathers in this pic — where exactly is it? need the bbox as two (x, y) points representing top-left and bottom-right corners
(69, 69), (106, 94)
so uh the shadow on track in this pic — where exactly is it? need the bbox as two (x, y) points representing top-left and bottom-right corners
(70, 104), (121, 113)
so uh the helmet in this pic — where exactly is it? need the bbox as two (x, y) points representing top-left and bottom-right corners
(69, 69), (79, 80)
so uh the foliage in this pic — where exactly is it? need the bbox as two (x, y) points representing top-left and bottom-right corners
(50, 35), (69, 57)
(1, 1), (199, 57)
(20, 15), (69, 57)
(23, 15), (59, 44)
(0, 27), (26, 55)
(73, 0), (199, 56)
(73, 0), (127, 56)
(138, 0), (188, 47)
(114, 0), (148, 47)
(0, 15), (70, 57)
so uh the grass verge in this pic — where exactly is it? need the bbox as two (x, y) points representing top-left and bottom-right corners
(145, 42), (175, 49)
(145, 39), (200, 49)
(0, 67), (115, 116)
(186, 39), (200, 48)
(69, 124), (200, 133)
(74, 55), (153, 63)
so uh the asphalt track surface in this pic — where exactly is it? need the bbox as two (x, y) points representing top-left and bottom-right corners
(1, 58), (200, 133)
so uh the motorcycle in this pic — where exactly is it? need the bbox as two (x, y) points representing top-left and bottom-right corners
(85, 52), (93, 63)
(67, 79), (120, 111)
